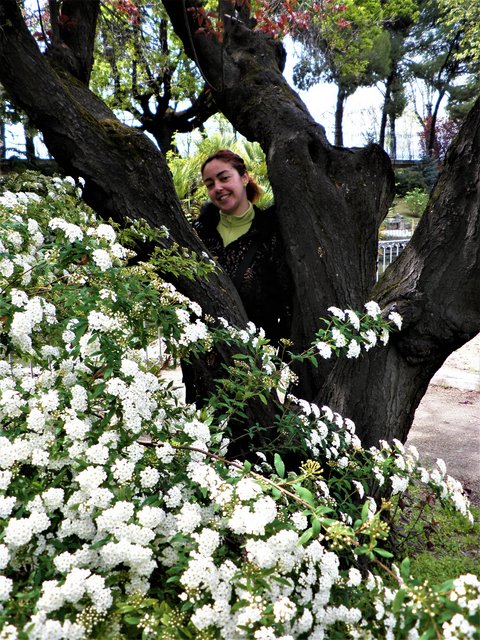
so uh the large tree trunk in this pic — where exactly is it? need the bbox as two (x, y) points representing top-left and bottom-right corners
(322, 99), (480, 445)
(1, 0), (479, 448)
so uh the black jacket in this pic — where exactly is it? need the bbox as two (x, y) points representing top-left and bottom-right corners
(194, 202), (293, 343)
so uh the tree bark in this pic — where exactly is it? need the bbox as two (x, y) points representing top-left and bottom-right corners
(334, 85), (347, 147)
(0, 0), (283, 454)
(321, 98), (480, 445)
(46, 0), (100, 84)
(1, 0), (479, 448)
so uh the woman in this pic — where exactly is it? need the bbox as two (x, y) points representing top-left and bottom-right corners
(194, 149), (293, 344)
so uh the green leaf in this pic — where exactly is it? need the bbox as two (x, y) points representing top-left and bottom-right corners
(271, 487), (282, 500)
(400, 557), (411, 580)
(90, 537), (110, 550)
(274, 453), (285, 479)
(392, 588), (407, 614)
(295, 486), (316, 507)
(374, 547), (394, 558)
(361, 500), (370, 523)
(311, 517), (321, 536)
(297, 528), (314, 546)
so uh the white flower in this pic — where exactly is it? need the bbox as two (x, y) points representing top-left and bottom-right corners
(273, 596), (297, 623)
(176, 502), (202, 534)
(139, 466), (160, 489)
(157, 442), (175, 463)
(111, 243), (127, 259)
(70, 385), (88, 412)
(0, 576), (13, 601)
(85, 444), (109, 465)
(0, 495), (16, 518)
(380, 328), (389, 345)
(76, 467), (106, 492)
(388, 311), (402, 329)
(42, 488), (65, 511)
(0, 544), (10, 569)
(362, 329), (377, 351)
(10, 289), (29, 308)
(235, 477), (263, 501)
(352, 480), (365, 499)
(137, 506), (165, 529)
(120, 358), (139, 377)
(4, 517), (34, 547)
(328, 306), (345, 320)
(347, 567), (362, 587)
(346, 340), (361, 358)
(365, 300), (381, 318)
(192, 528), (221, 556)
(93, 224), (116, 243)
(291, 511), (308, 530)
(92, 249), (112, 272)
(331, 328), (347, 347)
(0, 258), (14, 278)
(345, 309), (360, 330)
(111, 458), (135, 485)
(99, 288), (117, 301)
(49, 217), (84, 242)
(391, 474), (409, 495)
(64, 416), (91, 440)
(88, 310), (121, 332)
(436, 458), (447, 477)
(316, 341), (332, 359)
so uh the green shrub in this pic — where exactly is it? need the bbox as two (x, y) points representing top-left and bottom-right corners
(0, 173), (478, 639)
(403, 188), (429, 218)
(394, 165), (428, 197)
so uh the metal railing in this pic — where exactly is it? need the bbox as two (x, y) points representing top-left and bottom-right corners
(377, 239), (410, 279)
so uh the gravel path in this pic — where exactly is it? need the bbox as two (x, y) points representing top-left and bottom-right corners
(407, 334), (480, 505)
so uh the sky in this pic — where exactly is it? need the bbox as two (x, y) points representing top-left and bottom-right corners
(282, 41), (424, 159)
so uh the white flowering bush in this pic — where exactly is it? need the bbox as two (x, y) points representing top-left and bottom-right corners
(0, 173), (478, 639)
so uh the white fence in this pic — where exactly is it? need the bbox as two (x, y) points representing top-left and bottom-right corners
(377, 238), (410, 279)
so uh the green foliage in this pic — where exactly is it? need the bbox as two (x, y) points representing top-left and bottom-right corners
(167, 126), (273, 218)
(436, 0), (480, 63)
(403, 187), (429, 217)
(394, 165), (429, 196)
(290, 0), (418, 93)
(89, 1), (205, 146)
(393, 484), (480, 584)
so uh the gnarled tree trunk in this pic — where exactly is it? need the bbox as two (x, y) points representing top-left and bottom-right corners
(0, 0), (479, 448)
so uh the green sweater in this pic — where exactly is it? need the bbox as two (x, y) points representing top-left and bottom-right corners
(217, 203), (255, 247)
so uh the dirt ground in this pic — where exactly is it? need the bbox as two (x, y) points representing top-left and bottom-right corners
(406, 334), (480, 506)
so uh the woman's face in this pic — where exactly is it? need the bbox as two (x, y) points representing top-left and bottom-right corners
(202, 159), (249, 217)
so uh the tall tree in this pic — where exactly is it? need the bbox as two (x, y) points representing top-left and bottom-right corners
(406, 0), (479, 158)
(260, 0), (416, 148)
(91, 0), (217, 152)
(0, 0), (478, 448)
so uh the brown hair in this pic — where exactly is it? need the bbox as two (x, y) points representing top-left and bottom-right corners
(201, 149), (263, 204)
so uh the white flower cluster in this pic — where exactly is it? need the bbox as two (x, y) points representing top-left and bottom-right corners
(0, 176), (476, 640)
(9, 296), (57, 353)
(174, 308), (209, 347)
(314, 302), (402, 361)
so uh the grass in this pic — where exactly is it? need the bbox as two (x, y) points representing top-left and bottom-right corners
(391, 484), (480, 585)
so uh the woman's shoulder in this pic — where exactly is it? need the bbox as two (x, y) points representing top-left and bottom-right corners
(253, 203), (279, 233)
(194, 202), (220, 231)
